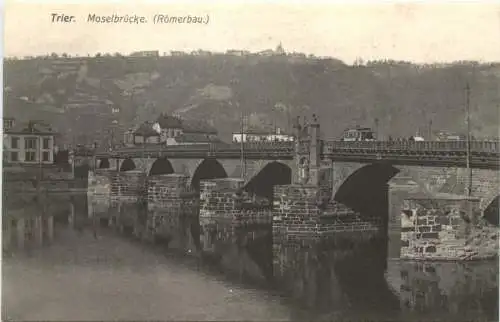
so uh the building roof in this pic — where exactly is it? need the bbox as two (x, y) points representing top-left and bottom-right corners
(174, 133), (223, 143)
(234, 127), (294, 136)
(133, 122), (160, 137)
(5, 120), (56, 135)
(156, 114), (183, 129)
(156, 114), (218, 134)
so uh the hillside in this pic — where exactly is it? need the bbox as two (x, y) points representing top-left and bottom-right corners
(4, 55), (500, 142)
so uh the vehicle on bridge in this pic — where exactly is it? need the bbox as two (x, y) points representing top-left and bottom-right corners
(409, 135), (425, 142)
(434, 131), (467, 141)
(340, 127), (376, 142)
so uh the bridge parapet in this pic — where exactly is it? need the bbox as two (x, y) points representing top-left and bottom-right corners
(85, 140), (499, 161)
(91, 141), (295, 159)
(323, 140), (499, 155)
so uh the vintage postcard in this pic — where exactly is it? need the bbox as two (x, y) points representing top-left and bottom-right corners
(2, 1), (499, 321)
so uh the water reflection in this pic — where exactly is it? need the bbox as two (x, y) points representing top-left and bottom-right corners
(399, 261), (499, 321)
(273, 236), (401, 320)
(199, 217), (274, 285)
(4, 194), (498, 321)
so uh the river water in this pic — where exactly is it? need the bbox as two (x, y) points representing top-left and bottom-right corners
(2, 194), (498, 321)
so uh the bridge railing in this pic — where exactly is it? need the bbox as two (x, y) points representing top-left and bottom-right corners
(89, 141), (295, 157)
(322, 140), (499, 154)
(83, 140), (499, 158)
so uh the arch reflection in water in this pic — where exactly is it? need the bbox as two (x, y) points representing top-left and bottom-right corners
(199, 217), (273, 284)
(273, 237), (400, 320)
(85, 195), (499, 321)
(147, 201), (199, 252)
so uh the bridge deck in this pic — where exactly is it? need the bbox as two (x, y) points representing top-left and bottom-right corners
(75, 140), (500, 169)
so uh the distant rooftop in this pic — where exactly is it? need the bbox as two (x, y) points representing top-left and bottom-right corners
(155, 114), (217, 134)
(234, 127), (293, 136)
(133, 122), (160, 137)
(174, 133), (223, 143)
(156, 114), (183, 129)
(5, 120), (56, 135)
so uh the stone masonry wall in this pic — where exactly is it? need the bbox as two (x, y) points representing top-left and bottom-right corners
(199, 178), (273, 224)
(146, 174), (198, 238)
(272, 184), (383, 243)
(110, 171), (147, 201)
(333, 162), (499, 212)
(400, 198), (499, 260)
(147, 174), (191, 207)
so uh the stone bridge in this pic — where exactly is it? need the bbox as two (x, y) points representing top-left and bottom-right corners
(83, 119), (499, 262)
(78, 119), (499, 218)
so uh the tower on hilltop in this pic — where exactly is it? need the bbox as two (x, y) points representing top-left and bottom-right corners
(275, 42), (285, 55)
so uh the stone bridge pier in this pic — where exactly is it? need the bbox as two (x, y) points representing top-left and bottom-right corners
(85, 116), (499, 265)
(328, 161), (499, 260)
(84, 118), (499, 310)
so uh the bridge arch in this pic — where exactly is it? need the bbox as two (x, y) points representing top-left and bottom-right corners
(244, 161), (292, 202)
(191, 159), (228, 192)
(149, 158), (174, 176)
(334, 163), (400, 216)
(98, 158), (110, 169)
(483, 195), (499, 227)
(120, 158), (136, 172)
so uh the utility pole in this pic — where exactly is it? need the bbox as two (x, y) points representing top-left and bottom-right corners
(239, 104), (246, 179)
(465, 82), (472, 197)
(38, 129), (43, 189)
(93, 142), (98, 171)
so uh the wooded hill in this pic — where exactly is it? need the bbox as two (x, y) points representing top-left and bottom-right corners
(4, 54), (500, 142)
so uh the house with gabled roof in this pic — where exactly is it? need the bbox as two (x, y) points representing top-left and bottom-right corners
(124, 113), (221, 146)
(3, 119), (57, 164)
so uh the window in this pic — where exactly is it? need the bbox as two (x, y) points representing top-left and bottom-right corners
(10, 152), (18, 161)
(11, 137), (19, 149)
(42, 151), (50, 161)
(25, 151), (36, 161)
(25, 138), (37, 150)
(4, 119), (13, 130)
(43, 138), (50, 149)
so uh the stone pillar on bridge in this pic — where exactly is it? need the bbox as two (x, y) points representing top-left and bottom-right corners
(293, 115), (321, 186)
(293, 116), (309, 184)
(308, 114), (321, 187)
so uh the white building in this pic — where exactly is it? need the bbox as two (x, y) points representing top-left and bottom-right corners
(124, 114), (220, 146)
(232, 127), (294, 143)
(3, 118), (56, 164)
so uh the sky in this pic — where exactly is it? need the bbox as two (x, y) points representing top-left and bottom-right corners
(4, 1), (500, 64)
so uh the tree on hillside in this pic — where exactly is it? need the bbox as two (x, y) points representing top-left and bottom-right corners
(354, 57), (365, 66)
(50, 53), (58, 59)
